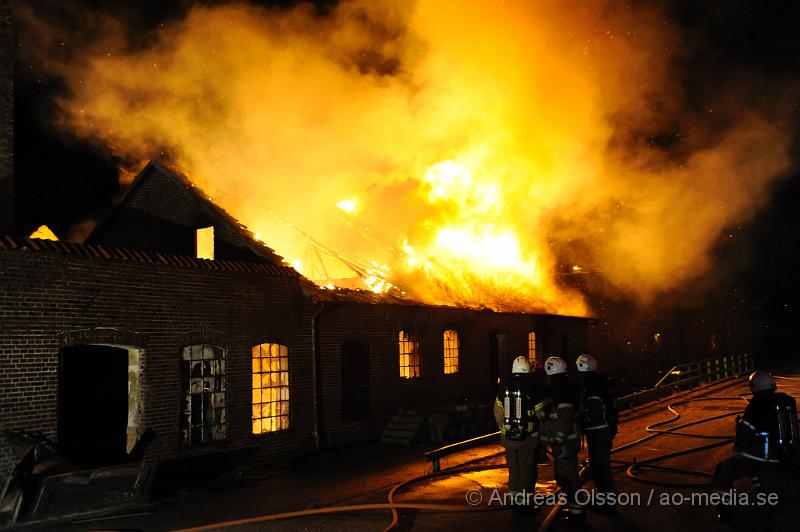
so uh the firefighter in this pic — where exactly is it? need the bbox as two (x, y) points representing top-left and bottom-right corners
(713, 370), (799, 523)
(493, 356), (542, 512)
(540, 356), (585, 523)
(575, 354), (618, 510)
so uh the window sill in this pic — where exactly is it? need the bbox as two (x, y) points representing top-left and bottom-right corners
(178, 438), (231, 453)
(250, 427), (293, 439)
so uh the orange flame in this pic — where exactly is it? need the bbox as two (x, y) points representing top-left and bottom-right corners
(20, 0), (795, 315)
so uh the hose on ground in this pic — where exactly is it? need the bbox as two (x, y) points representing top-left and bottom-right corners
(382, 462), (508, 532)
(175, 452), (512, 532)
(176, 378), (754, 531)
(611, 396), (745, 454)
(537, 381), (750, 531)
(615, 396), (746, 488)
(175, 501), (495, 532)
(624, 439), (732, 488)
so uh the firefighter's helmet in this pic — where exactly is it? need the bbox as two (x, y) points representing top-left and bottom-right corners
(748, 370), (777, 393)
(576, 354), (598, 372)
(544, 356), (568, 376)
(512, 356), (531, 374)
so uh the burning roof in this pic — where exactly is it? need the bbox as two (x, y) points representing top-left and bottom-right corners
(17, 1), (795, 317)
(87, 160), (287, 266)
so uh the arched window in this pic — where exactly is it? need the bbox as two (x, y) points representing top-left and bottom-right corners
(398, 330), (420, 379)
(252, 343), (290, 434)
(443, 330), (460, 374)
(181, 344), (226, 445)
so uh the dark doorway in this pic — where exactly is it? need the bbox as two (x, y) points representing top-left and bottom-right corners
(341, 341), (370, 422)
(58, 345), (128, 468)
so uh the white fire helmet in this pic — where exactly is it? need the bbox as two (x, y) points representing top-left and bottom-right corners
(512, 356), (531, 374)
(576, 354), (598, 372)
(544, 356), (568, 376)
(748, 370), (777, 393)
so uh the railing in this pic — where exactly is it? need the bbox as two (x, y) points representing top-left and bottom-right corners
(425, 432), (500, 472)
(617, 353), (753, 411)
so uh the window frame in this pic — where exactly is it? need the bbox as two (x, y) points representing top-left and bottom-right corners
(251, 342), (291, 435)
(528, 331), (537, 368)
(180, 344), (227, 446)
(443, 329), (460, 375)
(398, 330), (421, 380)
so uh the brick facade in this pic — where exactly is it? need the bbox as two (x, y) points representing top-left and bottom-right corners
(0, 152), (590, 487)
(1, 242), (590, 485)
(315, 302), (589, 447)
(0, 246), (314, 483)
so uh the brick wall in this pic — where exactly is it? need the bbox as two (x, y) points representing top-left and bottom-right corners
(317, 304), (482, 446)
(0, 243), (591, 483)
(316, 304), (589, 446)
(0, 2), (13, 235)
(0, 247), (314, 484)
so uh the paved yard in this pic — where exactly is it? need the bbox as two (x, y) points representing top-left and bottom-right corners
(14, 371), (799, 531)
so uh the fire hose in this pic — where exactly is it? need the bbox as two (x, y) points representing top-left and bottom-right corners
(176, 461), (512, 532)
(615, 396), (745, 488)
(173, 445), (515, 532)
(774, 375), (800, 382)
(532, 395), (748, 532)
(174, 382), (758, 531)
(177, 502), (493, 532)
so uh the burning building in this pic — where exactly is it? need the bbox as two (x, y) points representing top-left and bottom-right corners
(0, 160), (589, 490)
(5, 0), (793, 511)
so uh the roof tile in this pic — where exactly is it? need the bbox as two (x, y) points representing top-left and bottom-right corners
(0, 236), (299, 278)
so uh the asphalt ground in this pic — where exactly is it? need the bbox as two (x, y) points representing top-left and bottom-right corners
(13, 371), (800, 532)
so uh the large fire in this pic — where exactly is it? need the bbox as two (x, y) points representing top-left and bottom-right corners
(19, 0), (795, 315)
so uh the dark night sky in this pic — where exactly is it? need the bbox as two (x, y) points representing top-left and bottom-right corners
(11, 0), (800, 376)
(13, 0), (333, 236)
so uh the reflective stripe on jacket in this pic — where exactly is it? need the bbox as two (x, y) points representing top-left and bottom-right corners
(538, 400), (579, 444)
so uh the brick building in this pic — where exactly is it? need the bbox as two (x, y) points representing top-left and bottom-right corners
(0, 237), (310, 473)
(0, 158), (589, 486)
(309, 288), (589, 447)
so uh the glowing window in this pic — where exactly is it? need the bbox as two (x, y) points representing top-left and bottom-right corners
(443, 330), (460, 374)
(528, 332), (537, 367)
(252, 343), (290, 434)
(181, 344), (226, 445)
(399, 331), (420, 379)
(196, 226), (214, 260)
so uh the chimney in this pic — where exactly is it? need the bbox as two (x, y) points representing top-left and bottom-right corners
(0, 1), (12, 235)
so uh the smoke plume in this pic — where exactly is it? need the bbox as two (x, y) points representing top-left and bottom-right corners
(17, 0), (797, 314)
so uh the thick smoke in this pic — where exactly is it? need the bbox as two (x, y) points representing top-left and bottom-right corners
(17, 0), (796, 312)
